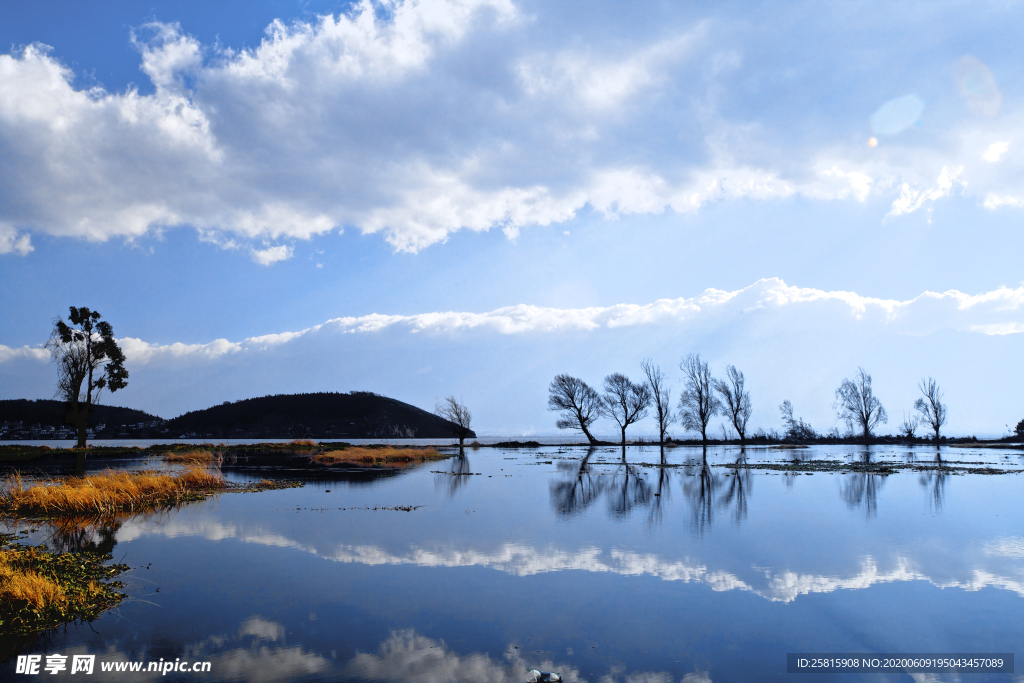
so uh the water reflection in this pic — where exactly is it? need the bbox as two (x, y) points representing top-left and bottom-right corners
(551, 447), (602, 517)
(647, 448), (671, 527)
(718, 449), (751, 525)
(435, 450), (473, 497)
(839, 448), (886, 518)
(917, 447), (948, 514)
(682, 449), (719, 535)
(607, 450), (652, 519)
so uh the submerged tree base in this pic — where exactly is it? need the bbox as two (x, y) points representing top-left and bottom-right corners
(0, 534), (128, 636)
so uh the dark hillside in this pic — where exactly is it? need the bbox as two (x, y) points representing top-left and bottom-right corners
(164, 392), (472, 439)
(0, 399), (163, 439)
(0, 399), (161, 426)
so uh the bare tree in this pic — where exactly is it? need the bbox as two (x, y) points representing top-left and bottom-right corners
(548, 374), (604, 444)
(713, 365), (752, 442)
(833, 367), (887, 439)
(899, 412), (919, 439)
(435, 395), (474, 446)
(46, 306), (128, 448)
(602, 373), (653, 446)
(678, 353), (721, 443)
(914, 377), (947, 439)
(780, 400), (816, 441)
(640, 359), (675, 443)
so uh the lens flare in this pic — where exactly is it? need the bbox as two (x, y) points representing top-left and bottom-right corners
(871, 95), (925, 136)
(867, 138), (878, 147)
(954, 55), (1001, 116)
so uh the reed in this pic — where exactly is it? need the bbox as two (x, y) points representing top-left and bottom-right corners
(164, 450), (218, 463)
(0, 468), (226, 516)
(312, 446), (447, 467)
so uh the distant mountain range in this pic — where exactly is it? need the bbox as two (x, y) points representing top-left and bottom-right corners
(0, 392), (471, 440)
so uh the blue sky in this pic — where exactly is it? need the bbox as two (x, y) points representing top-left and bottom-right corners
(2, 0), (1023, 437)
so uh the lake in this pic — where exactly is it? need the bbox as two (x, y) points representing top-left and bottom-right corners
(2, 443), (1022, 682)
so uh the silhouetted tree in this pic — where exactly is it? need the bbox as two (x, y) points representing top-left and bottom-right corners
(833, 367), (887, 439)
(641, 358), (675, 443)
(913, 377), (947, 439)
(602, 373), (652, 446)
(899, 412), (919, 438)
(713, 365), (752, 442)
(678, 354), (720, 443)
(780, 400), (816, 441)
(548, 374), (603, 444)
(46, 306), (128, 448)
(435, 395), (473, 446)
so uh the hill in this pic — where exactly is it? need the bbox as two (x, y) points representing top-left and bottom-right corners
(0, 399), (163, 439)
(164, 392), (472, 440)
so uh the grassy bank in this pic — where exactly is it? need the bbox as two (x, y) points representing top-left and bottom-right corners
(0, 468), (226, 517)
(0, 534), (128, 635)
(312, 446), (447, 468)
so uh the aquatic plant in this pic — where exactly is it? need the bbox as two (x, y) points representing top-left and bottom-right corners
(0, 536), (128, 635)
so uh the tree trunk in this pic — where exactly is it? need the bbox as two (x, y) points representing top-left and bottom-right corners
(620, 426), (626, 446)
(76, 424), (87, 449)
(581, 425), (598, 444)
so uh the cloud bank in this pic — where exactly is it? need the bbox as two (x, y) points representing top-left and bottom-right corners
(2, 1), (1024, 256)
(3, 278), (1024, 433)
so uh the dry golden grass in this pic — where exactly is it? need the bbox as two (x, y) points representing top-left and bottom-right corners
(312, 446), (447, 467)
(290, 439), (317, 447)
(0, 468), (226, 516)
(164, 450), (217, 463)
(0, 549), (67, 611)
(0, 540), (129, 634)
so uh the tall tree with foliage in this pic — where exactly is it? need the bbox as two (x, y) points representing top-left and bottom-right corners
(46, 307), (128, 448)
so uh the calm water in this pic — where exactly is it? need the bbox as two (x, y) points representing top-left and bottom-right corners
(3, 444), (1023, 682)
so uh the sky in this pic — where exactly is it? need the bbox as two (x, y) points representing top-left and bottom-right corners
(2, 0), (1023, 437)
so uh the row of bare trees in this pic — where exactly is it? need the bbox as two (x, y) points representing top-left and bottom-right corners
(548, 354), (752, 445)
(784, 368), (948, 441)
(550, 361), (950, 444)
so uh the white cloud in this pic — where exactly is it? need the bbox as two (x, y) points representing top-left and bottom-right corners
(251, 244), (294, 265)
(886, 166), (965, 217)
(0, 345), (48, 363)
(2, 2), (1022, 254)
(115, 515), (1024, 603)
(6, 278), (1017, 369)
(0, 223), (32, 255)
(983, 140), (1010, 163)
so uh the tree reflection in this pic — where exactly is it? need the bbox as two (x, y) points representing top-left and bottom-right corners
(682, 447), (719, 536)
(606, 446), (651, 518)
(435, 447), (472, 497)
(839, 448), (886, 518)
(647, 446), (672, 527)
(917, 446), (947, 513)
(718, 447), (752, 524)
(550, 447), (604, 517)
